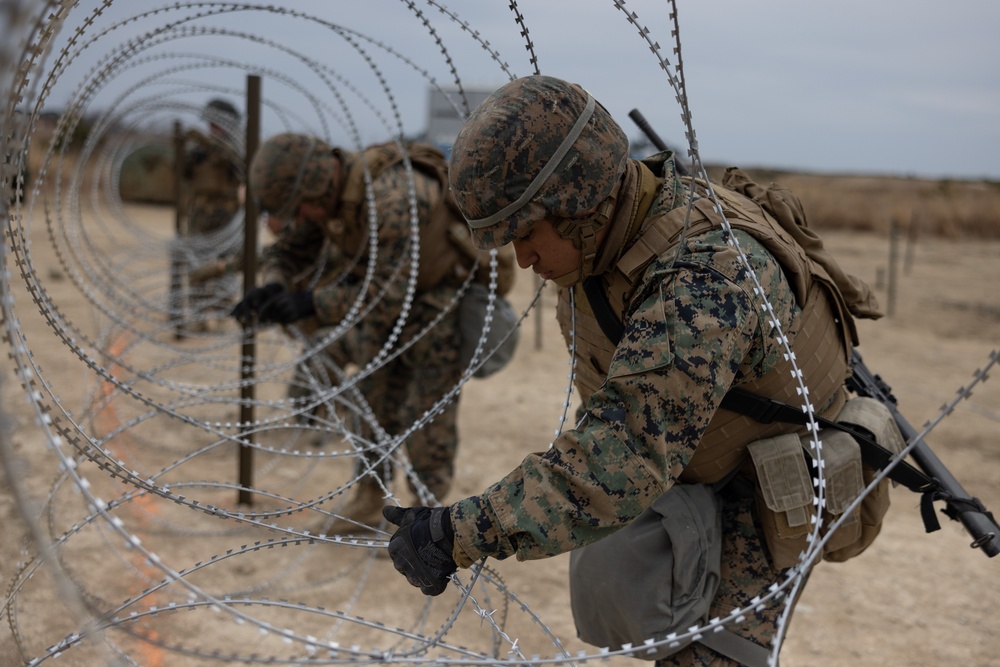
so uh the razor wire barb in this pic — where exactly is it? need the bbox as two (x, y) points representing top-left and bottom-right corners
(1, 1), (996, 666)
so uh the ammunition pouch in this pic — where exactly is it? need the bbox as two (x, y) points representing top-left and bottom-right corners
(747, 396), (905, 568)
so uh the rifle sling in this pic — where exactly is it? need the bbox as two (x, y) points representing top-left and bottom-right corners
(719, 388), (966, 534)
(580, 271), (949, 526)
(719, 387), (935, 494)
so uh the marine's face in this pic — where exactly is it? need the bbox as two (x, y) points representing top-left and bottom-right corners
(293, 199), (327, 224)
(261, 197), (327, 236)
(511, 219), (580, 283)
(265, 212), (286, 236)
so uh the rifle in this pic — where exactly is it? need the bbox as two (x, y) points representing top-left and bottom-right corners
(847, 350), (999, 558)
(628, 109), (689, 176)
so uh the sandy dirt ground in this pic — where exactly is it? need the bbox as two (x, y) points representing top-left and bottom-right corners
(1, 202), (998, 667)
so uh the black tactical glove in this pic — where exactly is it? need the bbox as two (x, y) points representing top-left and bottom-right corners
(383, 506), (457, 596)
(257, 290), (316, 324)
(231, 282), (284, 325)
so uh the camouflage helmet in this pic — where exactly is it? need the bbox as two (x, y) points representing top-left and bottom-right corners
(202, 98), (240, 124)
(449, 75), (629, 250)
(249, 133), (336, 219)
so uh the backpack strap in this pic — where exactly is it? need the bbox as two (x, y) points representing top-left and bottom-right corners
(582, 276), (625, 344)
(337, 143), (403, 226)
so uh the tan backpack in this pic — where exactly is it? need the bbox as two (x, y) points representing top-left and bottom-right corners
(336, 142), (516, 295)
(717, 168), (903, 565)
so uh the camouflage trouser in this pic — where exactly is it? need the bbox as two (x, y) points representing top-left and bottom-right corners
(357, 351), (461, 501)
(364, 289), (463, 502)
(188, 203), (237, 236)
(298, 285), (464, 503)
(656, 493), (791, 667)
(184, 204), (240, 319)
(287, 328), (365, 435)
(288, 328), (358, 399)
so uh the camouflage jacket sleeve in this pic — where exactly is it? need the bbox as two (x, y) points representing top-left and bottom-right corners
(258, 216), (328, 288)
(449, 230), (799, 565)
(309, 164), (440, 326)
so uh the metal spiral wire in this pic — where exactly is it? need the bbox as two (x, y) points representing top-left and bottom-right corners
(1, 1), (995, 665)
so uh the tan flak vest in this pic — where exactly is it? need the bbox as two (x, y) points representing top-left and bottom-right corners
(558, 167), (882, 485)
(326, 142), (516, 296)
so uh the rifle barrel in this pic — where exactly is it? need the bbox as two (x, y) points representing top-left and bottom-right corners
(628, 109), (689, 177)
(902, 419), (1000, 557)
(852, 351), (999, 558)
(628, 109), (668, 152)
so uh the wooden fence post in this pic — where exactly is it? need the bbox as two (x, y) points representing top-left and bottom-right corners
(887, 216), (901, 318)
(171, 121), (185, 338)
(238, 75), (261, 506)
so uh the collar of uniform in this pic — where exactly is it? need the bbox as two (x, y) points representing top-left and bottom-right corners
(592, 159), (663, 277)
(330, 147), (356, 212)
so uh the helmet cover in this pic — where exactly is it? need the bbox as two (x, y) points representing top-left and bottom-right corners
(249, 133), (335, 218)
(449, 75), (629, 249)
(202, 98), (241, 127)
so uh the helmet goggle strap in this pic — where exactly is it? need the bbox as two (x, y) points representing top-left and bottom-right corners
(466, 93), (596, 231)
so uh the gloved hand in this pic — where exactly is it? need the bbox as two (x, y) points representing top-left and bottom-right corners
(257, 290), (316, 324)
(231, 282), (284, 325)
(383, 506), (457, 596)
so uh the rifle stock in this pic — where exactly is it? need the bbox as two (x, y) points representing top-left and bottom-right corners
(848, 350), (999, 558)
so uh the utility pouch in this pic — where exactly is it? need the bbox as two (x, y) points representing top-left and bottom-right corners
(747, 433), (814, 568)
(747, 396), (904, 568)
(457, 283), (520, 379)
(823, 397), (905, 562)
(569, 484), (771, 666)
(806, 430), (864, 554)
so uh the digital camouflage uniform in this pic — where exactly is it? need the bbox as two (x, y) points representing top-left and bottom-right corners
(182, 129), (241, 236)
(444, 76), (861, 665)
(257, 226), (357, 420)
(180, 106), (243, 326)
(255, 137), (464, 500)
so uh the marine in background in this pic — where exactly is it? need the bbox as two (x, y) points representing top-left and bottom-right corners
(180, 98), (244, 331)
(233, 133), (514, 532)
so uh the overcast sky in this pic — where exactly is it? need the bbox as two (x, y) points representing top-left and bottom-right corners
(33, 0), (1000, 180)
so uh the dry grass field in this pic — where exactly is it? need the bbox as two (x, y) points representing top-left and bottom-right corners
(709, 165), (1000, 239)
(2, 160), (998, 666)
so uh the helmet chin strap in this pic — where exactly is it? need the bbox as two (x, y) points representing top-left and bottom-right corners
(551, 267), (580, 288)
(550, 178), (621, 287)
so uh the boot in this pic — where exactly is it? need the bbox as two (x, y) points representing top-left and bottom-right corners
(311, 478), (386, 535)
